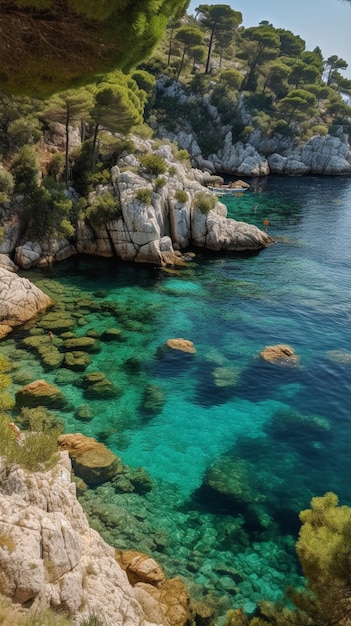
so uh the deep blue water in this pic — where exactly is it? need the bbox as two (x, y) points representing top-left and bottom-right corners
(4, 176), (351, 621)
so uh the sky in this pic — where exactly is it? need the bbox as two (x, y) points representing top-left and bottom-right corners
(188, 0), (351, 78)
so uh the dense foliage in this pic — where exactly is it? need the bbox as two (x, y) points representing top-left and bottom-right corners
(0, 0), (189, 95)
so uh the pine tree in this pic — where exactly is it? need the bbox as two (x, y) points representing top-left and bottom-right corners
(0, 0), (189, 96)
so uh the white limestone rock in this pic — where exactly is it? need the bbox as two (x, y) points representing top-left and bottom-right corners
(0, 268), (53, 337)
(0, 454), (171, 626)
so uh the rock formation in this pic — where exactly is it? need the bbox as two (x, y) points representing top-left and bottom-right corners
(259, 344), (300, 367)
(0, 137), (272, 271)
(0, 268), (53, 338)
(0, 451), (191, 626)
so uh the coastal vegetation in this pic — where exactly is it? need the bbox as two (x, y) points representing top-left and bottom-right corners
(0, 3), (350, 241)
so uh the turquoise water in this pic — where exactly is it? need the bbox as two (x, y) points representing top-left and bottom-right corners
(3, 175), (351, 621)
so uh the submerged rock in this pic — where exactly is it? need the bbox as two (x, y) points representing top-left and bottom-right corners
(78, 371), (122, 399)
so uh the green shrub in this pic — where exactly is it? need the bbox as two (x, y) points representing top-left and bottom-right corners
(311, 124), (328, 137)
(10, 145), (39, 194)
(168, 165), (177, 176)
(48, 152), (65, 182)
(86, 191), (121, 226)
(139, 153), (167, 176)
(154, 176), (167, 190)
(7, 116), (42, 151)
(23, 186), (74, 241)
(175, 189), (188, 203)
(193, 191), (216, 215)
(135, 188), (152, 204)
(0, 167), (14, 202)
(88, 168), (111, 187)
(0, 405), (62, 473)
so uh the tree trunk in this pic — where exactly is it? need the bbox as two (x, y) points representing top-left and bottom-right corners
(92, 122), (99, 171)
(65, 104), (70, 187)
(205, 28), (215, 74)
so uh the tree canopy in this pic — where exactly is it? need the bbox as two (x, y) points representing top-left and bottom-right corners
(0, 0), (189, 96)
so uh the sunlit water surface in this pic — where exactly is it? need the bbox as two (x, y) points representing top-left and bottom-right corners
(4, 176), (351, 622)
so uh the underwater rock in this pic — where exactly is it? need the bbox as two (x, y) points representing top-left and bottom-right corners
(75, 404), (95, 422)
(54, 369), (78, 385)
(64, 350), (91, 371)
(63, 336), (101, 353)
(78, 371), (122, 399)
(259, 344), (300, 366)
(37, 312), (75, 333)
(112, 466), (153, 495)
(142, 384), (165, 416)
(198, 457), (270, 532)
(21, 335), (64, 370)
(166, 338), (197, 353)
(325, 349), (351, 365)
(58, 433), (122, 486)
(101, 328), (125, 342)
(265, 408), (331, 452)
(212, 366), (239, 388)
(15, 379), (67, 410)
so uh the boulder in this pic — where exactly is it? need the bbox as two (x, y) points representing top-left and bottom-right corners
(0, 268), (53, 337)
(57, 433), (122, 485)
(117, 550), (166, 587)
(166, 339), (197, 354)
(15, 379), (67, 410)
(134, 577), (192, 626)
(259, 344), (300, 366)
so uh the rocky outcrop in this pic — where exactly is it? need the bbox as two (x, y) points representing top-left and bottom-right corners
(0, 137), (272, 271)
(259, 344), (300, 366)
(154, 81), (351, 177)
(267, 134), (351, 175)
(0, 452), (188, 626)
(0, 269), (53, 338)
(166, 338), (197, 354)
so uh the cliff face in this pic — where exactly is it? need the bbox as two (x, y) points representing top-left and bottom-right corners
(154, 81), (351, 177)
(0, 452), (174, 626)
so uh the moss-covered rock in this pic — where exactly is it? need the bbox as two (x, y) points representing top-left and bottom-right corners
(78, 371), (122, 399)
(63, 336), (101, 353)
(21, 335), (64, 370)
(75, 404), (95, 422)
(37, 312), (75, 333)
(101, 328), (125, 342)
(64, 350), (91, 371)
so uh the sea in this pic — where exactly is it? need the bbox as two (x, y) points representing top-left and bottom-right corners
(3, 175), (351, 622)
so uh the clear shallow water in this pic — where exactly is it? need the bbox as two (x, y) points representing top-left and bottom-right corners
(4, 176), (351, 621)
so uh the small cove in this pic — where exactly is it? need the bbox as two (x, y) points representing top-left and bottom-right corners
(3, 175), (351, 621)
